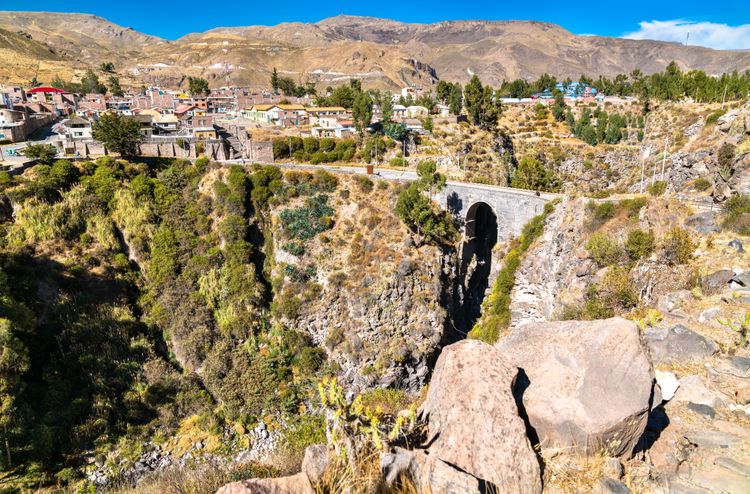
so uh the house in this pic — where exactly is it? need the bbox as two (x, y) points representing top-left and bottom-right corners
(306, 107), (348, 126)
(435, 104), (451, 117)
(267, 104), (306, 126)
(63, 117), (92, 140)
(0, 106), (57, 142)
(125, 114), (154, 138)
(403, 118), (425, 132)
(310, 117), (355, 138)
(187, 114), (216, 130)
(243, 104), (275, 124)
(207, 96), (234, 113)
(193, 126), (218, 140)
(406, 106), (429, 118)
(392, 105), (407, 119)
(152, 113), (178, 133)
(174, 104), (197, 119)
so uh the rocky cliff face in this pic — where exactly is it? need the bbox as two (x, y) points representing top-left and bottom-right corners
(510, 198), (588, 327)
(269, 176), (455, 392)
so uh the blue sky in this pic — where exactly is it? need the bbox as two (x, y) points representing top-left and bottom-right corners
(2, 0), (750, 49)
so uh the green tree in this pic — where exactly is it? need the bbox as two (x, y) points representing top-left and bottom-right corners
(188, 76), (210, 96)
(352, 91), (373, 139)
(108, 75), (124, 97)
(22, 144), (57, 165)
(464, 75), (501, 131)
(416, 160), (446, 196)
(381, 91), (394, 122)
(271, 67), (280, 93)
(510, 155), (561, 192)
(448, 83), (463, 115)
(0, 318), (29, 467)
(551, 89), (567, 122)
(81, 68), (106, 94)
(436, 81), (450, 102)
(99, 62), (115, 72)
(396, 183), (455, 243)
(92, 112), (141, 157)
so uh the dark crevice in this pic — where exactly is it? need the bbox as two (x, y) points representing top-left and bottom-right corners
(451, 202), (498, 341)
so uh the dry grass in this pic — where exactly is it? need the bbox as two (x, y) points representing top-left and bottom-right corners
(104, 461), (279, 494)
(542, 449), (649, 494)
(314, 451), (382, 494)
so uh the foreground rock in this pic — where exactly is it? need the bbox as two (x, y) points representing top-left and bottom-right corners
(381, 448), (482, 493)
(216, 472), (313, 494)
(216, 444), (329, 494)
(419, 339), (543, 493)
(497, 318), (654, 456)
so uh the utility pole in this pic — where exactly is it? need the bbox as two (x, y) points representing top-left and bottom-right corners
(660, 138), (668, 182)
(288, 135), (292, 160)
(640, 145), (651, 194)
(721, 85), (728, 110)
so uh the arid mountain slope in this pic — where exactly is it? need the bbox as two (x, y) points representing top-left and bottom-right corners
(1, 12), (750, 89)
(0, 11), (165, 63)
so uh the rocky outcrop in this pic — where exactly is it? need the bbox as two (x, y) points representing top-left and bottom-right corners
(381, 448), (482, 493)
(419, 339), (543, 493)
(216, 473), (313, 494)
(496, 318), (655, 457)
(643, 325), (718, 365)
(270, 182), (457, 393)
(510, 198), (588, 327)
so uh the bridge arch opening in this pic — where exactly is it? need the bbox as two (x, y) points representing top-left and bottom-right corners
(455, 202), (498, 337)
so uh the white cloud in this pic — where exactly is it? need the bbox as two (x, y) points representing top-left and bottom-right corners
(623, 19), (750, 50)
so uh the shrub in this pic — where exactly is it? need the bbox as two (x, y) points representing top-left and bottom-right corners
(693, 177), (712, 191)
(706, 109), (726, 125)
(389, 157), (408, 167)
(303, 137), (319, 154)
(662, 227), (696, 265)
(718, 143), (736, 179)
(589, 201), (615, 223)
(583, 267), (638, 318)
(619, 197), (648, 217)
(279, 194), (334, 240)
(319, 138), (336, 152)
(353, 174), (374, 193)
(625, 229), (655, 261)
(648, 180), (667, 196)
(586, 233), (624, 266)
(272, 139), (290, 159)
(723, 193), (750, 235)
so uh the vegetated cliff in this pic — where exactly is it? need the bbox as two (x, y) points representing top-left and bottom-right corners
(509, 198), (589, 327)
(0, 156), (459, 491)
(268, 173), (454, 392)
(489, 99), (750, 201)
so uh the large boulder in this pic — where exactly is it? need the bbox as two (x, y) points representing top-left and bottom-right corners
(216, 445), (328, 494)
(420, 339), (542, 493)
(496, 318), (654, 457)
(703, 269), (735, 294)
(684, 211), (720, 235)
(643, 325), (718, 365)
(215, 473), (313, 494)
(381, 448), (481, 493)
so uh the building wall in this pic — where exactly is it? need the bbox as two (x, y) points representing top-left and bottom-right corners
(63, 138), (236, 162)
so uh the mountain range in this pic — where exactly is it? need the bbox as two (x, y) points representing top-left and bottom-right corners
(1, 11), (749, 89)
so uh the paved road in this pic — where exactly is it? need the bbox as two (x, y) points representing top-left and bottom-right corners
(0, 123), (62, 171)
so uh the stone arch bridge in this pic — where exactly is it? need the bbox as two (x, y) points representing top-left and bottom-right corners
(434, 182), (559, 242)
